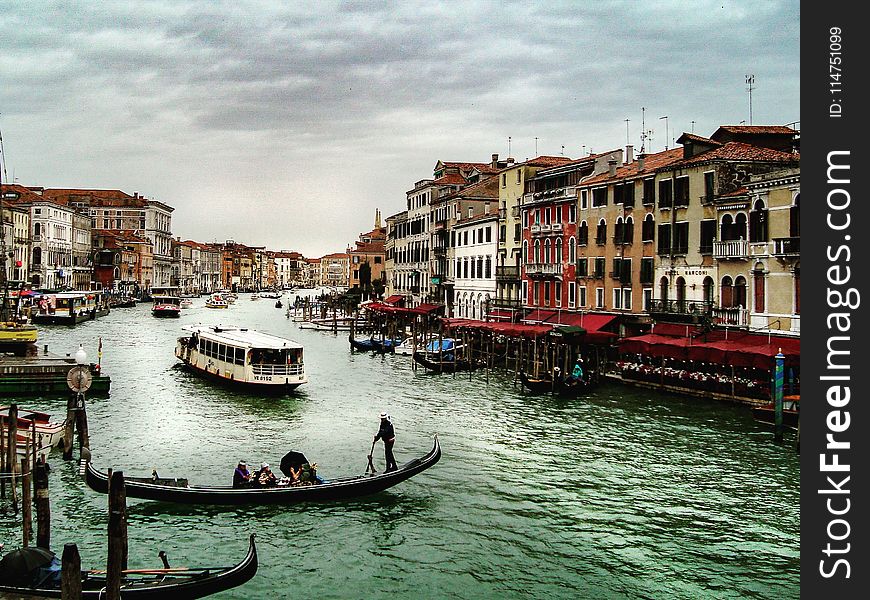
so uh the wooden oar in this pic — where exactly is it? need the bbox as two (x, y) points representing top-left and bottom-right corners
(365, 440), (377, 474)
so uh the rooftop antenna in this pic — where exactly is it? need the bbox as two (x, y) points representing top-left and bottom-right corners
(639, 107), (647, 153)
(535, 137), (538, 156)
(560, 144), (565, 156)
(624, 118), (631, 145)
(659, 116), (669, 150)
(745, 74), (755, 125)
(690, 120), (696, 133)
(581, 144), (586, 156)
(508, 136), (512, 157)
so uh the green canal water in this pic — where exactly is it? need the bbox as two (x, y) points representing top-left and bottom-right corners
(3, 293), (799, 599)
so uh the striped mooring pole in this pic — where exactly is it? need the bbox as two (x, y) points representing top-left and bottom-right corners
(774, 349), (785, 444)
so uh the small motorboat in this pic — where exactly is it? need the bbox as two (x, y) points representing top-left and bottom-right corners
(751, 394), (799, 430)
(180, 298), (194, 309)
(205, 294), (229, 309)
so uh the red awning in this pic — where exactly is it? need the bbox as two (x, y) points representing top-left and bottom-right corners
(621, 331), (800, 368)
(383, 295), (405, 306)
(651, 322), (703, 337)
(442, 318), (552, 339)
(485, 308), (520, 322)
(412, 303), (443, 315)
(522, 309), (557, 323)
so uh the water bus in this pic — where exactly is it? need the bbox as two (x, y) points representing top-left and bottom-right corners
(206, 293), (230, 309)
(175, 325), (308, 390)
(31, 291), (110, 325)
(152, 295), (182, 318)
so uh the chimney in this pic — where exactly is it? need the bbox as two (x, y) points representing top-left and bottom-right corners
(484, 202), (490, 214)
(625, 145), (634, 164)
(608, 160), (617, 177)
(491, 153), (499, 168)
(133, 192), (139, 199)
(637, 154), (646, 171)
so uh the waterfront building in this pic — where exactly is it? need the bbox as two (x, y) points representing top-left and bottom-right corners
(429, 155), (505, 310)
(197, 242), (223, 293)
(648, 126), (799, 328)
(303, 258), (320, 288)
(273, 251), (305, 288)
(0, 187), (31, 284)
(319, 252), (350, 287)
(384, 211), (402, 298)
(575, 147), (683, 322)
(171, 239), (198, 294)
(396, 178), (431, 304)
(495, 156), (572, 314)
(520, 150), (621, 312)
(349, 210), (386, 299)
(221, 241), (259, 291)
(717, 167), (800, 334)
(452, 211), (498, 319)
(40, 189), (175, 289)
(70, 211), (92, 290)
(92, 230), (151, 297)
(29, 199), (75, 290)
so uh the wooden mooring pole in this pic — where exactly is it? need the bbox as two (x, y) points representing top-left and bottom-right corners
(5, 404), (18, 513)
(61, 543), (83, 599)
(107, 470), (129, 600)
(21, 455), (32, 546)
(35, 458), (51, 549)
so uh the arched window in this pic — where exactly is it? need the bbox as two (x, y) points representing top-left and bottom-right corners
(624, 216), (634, 244)
(642, 214), (655, 242)
(659, 276), (669, 305)
(534, 240), (541, 263)
(735, 213), (748, 240)
(676, 276), (686, 310)
(544, 239), (551, 264)
(614, 216), (624, 244)
(578, 221), (589, 245)
(753, 262), (766, 313)
(569, 237), (576, 263)
(703, 276), (715, 305)
(790, 193), (800, 238)
(555, 238), (563, 264)
(523, 240), (529, 262)
(477, 293), (484, 320)
(720, 214), (734, 241)
(749, 200), (768, 242)
(734, 275), (747, 309)
(596, 219), (607, 245)
(721, 276), (734, 307)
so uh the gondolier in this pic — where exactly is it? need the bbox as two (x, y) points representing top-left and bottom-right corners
(373, 412), (397, 472)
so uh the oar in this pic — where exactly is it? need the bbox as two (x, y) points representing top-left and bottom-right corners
(366, 440), (377, 474)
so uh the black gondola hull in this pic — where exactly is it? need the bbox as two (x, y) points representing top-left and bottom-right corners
(0, 534), (257, 599)
(83, 437), (440, 505)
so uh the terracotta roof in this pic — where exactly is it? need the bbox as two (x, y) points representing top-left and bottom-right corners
(440, 162), (490, 171)
(713, 125), (797, 136)
(0, 184), (48, 204)
(580, 147), (684, 186)
(523, 156), (575, 168)
(41, 188), (146, 208)
(321, 252), (349, 260)
(665, 141), (799, 168)
(305, 258), (321, 264)
(432, 173), (468, 186)
(352, 242), (385, 253)
(442, 175), (500, 201)
(676, 133), (721, 146)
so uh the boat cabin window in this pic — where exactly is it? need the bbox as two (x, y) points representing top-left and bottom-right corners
(287, 349), (303, 365)
(234, 347), (245, 365)
(250, 348), (287, 365)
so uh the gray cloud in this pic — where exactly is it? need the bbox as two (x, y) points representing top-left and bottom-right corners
(0, 0), (799, 256)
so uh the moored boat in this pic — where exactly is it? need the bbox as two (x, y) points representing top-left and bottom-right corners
(520, 370), (597, 396)
(349, 337), (377, 352)
(152, 295), (182, 318)
(1, 405), (65, 457)
(0, 534), (258, 598)
(175, 324), (308, 390)
(751, 394), (799, 430)
(82, 436), (440, 505)
(32, 291), (109, 325)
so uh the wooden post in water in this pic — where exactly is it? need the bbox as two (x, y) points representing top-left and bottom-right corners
(35, 459), (50, 549)
(107, 470), (129, 599)
(6, 404), (18, 513)
(773, 350), (785, 445)
(76, 395), (90, 455)
(63, 393), (77, 461)
(21, 455), (32, 546)
(1, 406), (5, 502)
(61, 543), (83, 600)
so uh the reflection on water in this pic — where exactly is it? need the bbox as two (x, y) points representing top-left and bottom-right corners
(3, 294), (799, 599)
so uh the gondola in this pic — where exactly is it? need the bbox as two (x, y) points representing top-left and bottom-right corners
(411, 352), (476, 373)
(0, 534), (257, 598)
(370, 338), (403, 353)
(82, 436), (440, 505)
(520, 371), (597, 396)
(349, 337), (377, 352)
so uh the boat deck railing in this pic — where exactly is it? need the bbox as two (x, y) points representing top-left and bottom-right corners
(252, 364), (304, 376)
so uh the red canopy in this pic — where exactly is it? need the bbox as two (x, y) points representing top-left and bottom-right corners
(621, 331), (800, 368)
(442, 318), (552, 339)
(382, 295), (406, 306)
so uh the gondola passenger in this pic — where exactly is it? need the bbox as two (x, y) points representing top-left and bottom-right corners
(255, 462), (277, 488)
(233, 461), (252, 488)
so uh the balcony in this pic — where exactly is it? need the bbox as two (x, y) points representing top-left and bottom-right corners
(525, 263), (561, 276)
(550, 223), (563, 233)
(495, 265), (520, 281)
(530, 224), (541, 234)
(648, 298), (713, 323)
(530, 223), (552, 236)
(711, 306), (750, 327)
(713, 239), (749, 260)
(772, 237), (800, 256)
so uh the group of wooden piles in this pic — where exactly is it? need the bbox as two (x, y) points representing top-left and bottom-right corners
(349, 308), (605, 381)
(1, 399), (135, 599)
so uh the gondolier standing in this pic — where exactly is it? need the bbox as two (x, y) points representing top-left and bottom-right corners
(374, 412), (398, 472)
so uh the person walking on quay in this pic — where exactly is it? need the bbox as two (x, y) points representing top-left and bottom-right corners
(374, 412), (398, 472)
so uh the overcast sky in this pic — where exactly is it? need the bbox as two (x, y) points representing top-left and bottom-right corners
(0, 1), (799, 257)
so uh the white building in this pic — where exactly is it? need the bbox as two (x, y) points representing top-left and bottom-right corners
(30, 200), (74, 290)
(452, 212), (498, 320)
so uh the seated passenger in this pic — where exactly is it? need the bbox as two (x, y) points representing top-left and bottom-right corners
(256, 462), (277, 488)
(299, 462), (318, 485)
(233, 460), (251, 488)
